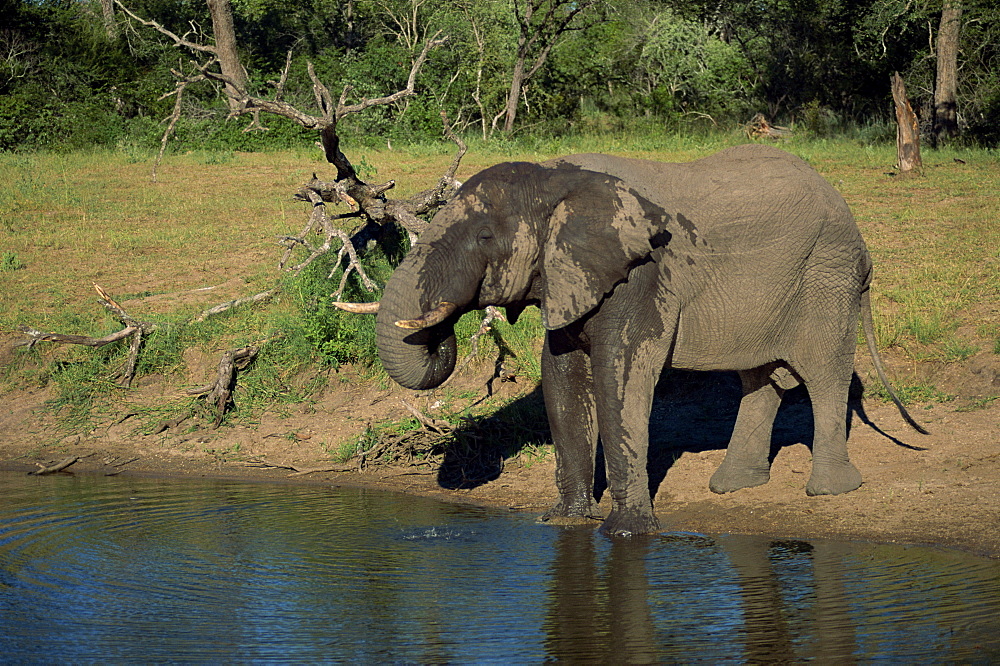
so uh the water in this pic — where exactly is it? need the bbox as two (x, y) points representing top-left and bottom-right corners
(1, 471), (997, 662)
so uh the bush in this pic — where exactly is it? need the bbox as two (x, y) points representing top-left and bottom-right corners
(289, 227), (408, 367)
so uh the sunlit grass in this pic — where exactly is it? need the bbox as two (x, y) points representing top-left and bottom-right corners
(2, 134), (997, 427)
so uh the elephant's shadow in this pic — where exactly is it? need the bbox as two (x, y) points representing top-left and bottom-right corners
(437, 370), (869, 500)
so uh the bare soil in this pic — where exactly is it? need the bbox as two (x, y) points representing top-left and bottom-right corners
(2, 333), (998, 559)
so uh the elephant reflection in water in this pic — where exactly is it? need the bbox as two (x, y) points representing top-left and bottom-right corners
(543, 528), (658, 662)
(721, 536), (858, 661)
(542, 530), (858, 662)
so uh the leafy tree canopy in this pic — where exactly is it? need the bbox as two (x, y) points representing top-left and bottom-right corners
(1, 0), (998, 150)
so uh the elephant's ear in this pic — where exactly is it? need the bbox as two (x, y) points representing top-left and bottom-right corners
(539, 171), (671, 330)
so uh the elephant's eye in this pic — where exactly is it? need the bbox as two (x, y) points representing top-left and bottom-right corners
(476, 227), (494, 244)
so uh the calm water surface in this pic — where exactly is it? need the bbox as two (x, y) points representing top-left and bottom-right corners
(1, 471), (998, 662)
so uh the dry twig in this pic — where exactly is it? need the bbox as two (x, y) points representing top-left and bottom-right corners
(245, 459), (354, 476)
(29, 455), (81, 475)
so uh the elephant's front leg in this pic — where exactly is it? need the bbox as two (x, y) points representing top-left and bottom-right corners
(539, 332), (603, 524)
(591, 343), (665, 537)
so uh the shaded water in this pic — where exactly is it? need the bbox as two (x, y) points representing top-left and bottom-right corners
(1, 472), (997, 662)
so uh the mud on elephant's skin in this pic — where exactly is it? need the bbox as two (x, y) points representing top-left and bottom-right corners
(358, 144), (925, 537)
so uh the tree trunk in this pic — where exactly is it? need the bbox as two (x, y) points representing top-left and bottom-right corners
(933, 1), (963, 146)
(499, 0), (599, 134)
(207, 0), (247, 113)
(100, 0), (117, 39)
(503, 55), (527, 133)
(891, 72), (922, 175)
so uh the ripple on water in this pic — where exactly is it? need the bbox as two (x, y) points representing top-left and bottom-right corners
(0, 472), (998, 662)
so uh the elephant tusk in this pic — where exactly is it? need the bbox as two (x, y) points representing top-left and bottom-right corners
(395, 302), (458, 330)
(332, 301), (380, 314)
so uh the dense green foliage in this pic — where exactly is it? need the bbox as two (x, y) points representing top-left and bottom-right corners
(2, 0), (998, 151)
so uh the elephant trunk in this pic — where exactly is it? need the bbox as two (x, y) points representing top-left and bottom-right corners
(375, 257), (461, 391)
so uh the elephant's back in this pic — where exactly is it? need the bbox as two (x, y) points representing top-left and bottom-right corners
(557, 149), (843, 224)
(546, 147), (837, 209)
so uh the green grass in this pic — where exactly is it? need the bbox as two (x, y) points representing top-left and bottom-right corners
(1, 134), (997, 436)
(1, 251), (24, 271)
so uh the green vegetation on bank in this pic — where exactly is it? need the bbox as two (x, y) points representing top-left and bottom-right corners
(1, 135), (998, 448)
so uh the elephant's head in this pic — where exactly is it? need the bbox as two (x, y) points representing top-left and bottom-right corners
(375, 161), (672, 390)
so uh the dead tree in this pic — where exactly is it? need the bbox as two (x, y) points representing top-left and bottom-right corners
(117, 2), (464, 245)
(15, 10), (477, 427)
(211, 38), (464, 240)
(891, 72), (922, 175)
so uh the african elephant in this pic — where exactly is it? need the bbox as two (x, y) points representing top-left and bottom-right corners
(361, 144), (924, 537)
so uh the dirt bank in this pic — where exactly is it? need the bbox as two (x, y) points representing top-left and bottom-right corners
(2, 358), (998, 559)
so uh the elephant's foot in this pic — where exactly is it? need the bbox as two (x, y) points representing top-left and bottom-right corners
(709, 461), (771, 494)
(599, 505), (660, 537)
(540, 496), (603, 525)
(806, 462), (862, 496)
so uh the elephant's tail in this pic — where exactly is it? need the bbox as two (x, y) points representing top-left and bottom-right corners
(861, 289), (929, 434)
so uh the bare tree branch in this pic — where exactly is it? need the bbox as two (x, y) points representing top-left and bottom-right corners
(30, 456), (82, 476)
(190, 289), (279, 324)
(115, 1), (217, 55)
(153, 71), (208, 182)
(336, 33), (447, 118)
(15, 285), (156, 387)
(16, 324), (140, 349)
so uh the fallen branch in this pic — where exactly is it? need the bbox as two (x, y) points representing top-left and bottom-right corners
(245, 459), (355, 476)
(189, 288), (279, 324)
(16, 325), (139, 349)
(745, 113), (792, 139)
(29, 455), (81, 475)
(401, 398), (453, 434)
(16, 284), (155, 387)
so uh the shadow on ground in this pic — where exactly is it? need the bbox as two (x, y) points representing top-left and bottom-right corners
(438, 369), (877, 499)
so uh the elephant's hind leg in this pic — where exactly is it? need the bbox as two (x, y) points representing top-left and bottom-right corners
(800, 367), (861, 496)
(710, 366), (786, 493)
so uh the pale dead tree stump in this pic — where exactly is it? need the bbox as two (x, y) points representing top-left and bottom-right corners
(891, 72), (922, 176)
(745, 113), (792, 140)
(187, 344), (260, 427)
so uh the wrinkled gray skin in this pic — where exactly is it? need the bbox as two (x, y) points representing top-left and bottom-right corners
(375, 144), (888, 536)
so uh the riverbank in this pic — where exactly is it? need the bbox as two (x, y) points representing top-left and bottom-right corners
(3, 378), (998, 559)
(2, 147), (998, 560)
